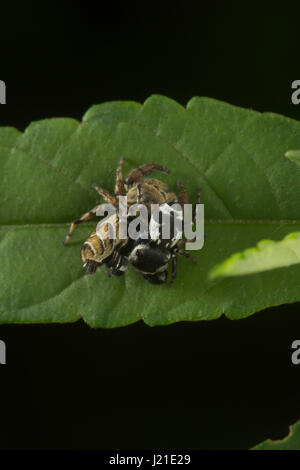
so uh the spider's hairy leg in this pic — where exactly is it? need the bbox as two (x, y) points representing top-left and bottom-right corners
(114, 156), (124, 196)
(91, 184), (117, 206)
(177, 180), (189, 205)
(177, 249), (198, 263)
(174, 240), (198, 264)
(125, 162), (170, 188)
(63, 204), (103, 246)
(105, 265), (113, 278)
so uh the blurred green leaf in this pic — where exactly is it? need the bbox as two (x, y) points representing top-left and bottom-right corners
(252, 420), (300, 450)
(2, 95), (300, 327)
(210, 232), (300, 279)
(285, 149), (300, 165)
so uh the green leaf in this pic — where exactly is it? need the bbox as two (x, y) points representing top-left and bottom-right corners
(2, 95), (300, 327)
(252, 420), (300, 450)
(285, 149), (300, 165)
(210, 232), (300, 279)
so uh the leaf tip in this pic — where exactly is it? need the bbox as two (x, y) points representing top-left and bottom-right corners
(208, 266), (222, 280)
(285, 149), (300, 164)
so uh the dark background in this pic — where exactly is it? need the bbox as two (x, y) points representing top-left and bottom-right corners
(1, 0), (300, 450)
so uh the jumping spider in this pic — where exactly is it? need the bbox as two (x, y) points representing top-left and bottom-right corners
(63, 158), (199, 285)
